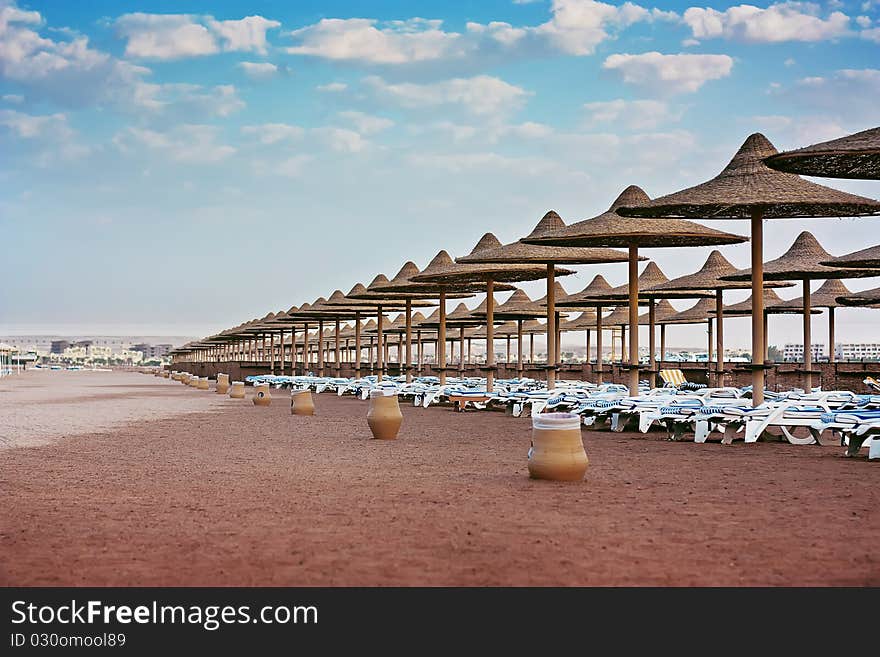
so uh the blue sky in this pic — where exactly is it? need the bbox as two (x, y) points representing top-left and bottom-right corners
(1, 0), (879, 347)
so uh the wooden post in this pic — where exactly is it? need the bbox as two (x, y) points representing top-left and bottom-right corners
(517, 319), (524, 376)
(648, 298), (656, 389)
(546, 265), (556, 390)
(438, 289), (447, 385)
(355, 311), (362, 378)
(803, 279), (813, 391)
(486, 277), (495, 392)
(716, 288), (724, 388)
(751, 209), (765, 406)
(405, 298), (413, 384)
(334, 317), (341, 376)
(828, 307), (836, 363)
(596, 305), (604, 385)
(627, 246), (639, 395)
(376, 306), (384, 382)
(303, 324), (309, 375)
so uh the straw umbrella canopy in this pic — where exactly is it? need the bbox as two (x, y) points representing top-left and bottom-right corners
(617, 133), (880, 404)
(820, 243), (880, 270)
(774, 279), (852, 363)
(369, 252), (499, 385)
(645, 250), (792, 385)
(835, 286), (880, 307)
(524, 185), (746, 394)
(764, 126), (880, 180)
(456, 210), (633, 389)
(414, 234), (574, 391)
(722, 231), (879, 387)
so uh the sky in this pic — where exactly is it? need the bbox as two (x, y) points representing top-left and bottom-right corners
(1, 0), (879, 348)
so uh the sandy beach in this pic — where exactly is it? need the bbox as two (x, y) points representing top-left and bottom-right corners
(0, 370), (877, 586)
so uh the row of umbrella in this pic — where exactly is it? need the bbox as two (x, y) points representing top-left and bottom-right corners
(173, 127), (880, 406)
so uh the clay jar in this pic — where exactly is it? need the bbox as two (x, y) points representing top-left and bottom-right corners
(252, 383), (271, 406)
(216, 373), (230, 395)
(367, 389), (403, 440)
(291, 389), (315, 416)
(197, 377), (210, 390)
(528, 412), (588, 482)
(228, 381), (246, 399)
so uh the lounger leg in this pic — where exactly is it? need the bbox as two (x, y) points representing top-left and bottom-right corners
(694, 420), (711, 443)
(721, 424), (738, 445)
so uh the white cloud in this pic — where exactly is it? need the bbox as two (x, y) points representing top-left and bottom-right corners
(317, 82), (347, 92)
(407, 151), (579, 177)
(583, 98), (682, 129)
(115, 14), (219, 59)
(313, 127), (370, 153)
(2, 93), (23, 103)
(682, 3), (851, 43)
(0, 108), (68, 138)
(237, 61), (278, 79)
(286, 17), (463, 64)
(784, 57), (796, 66)
(863, 26), (880, 41)
(241, 123), (305, 144)
(115, 13), (280, 60)
(602, 52), (734, 94)
(0, 4), (152, 110)
(0, 108), (89, 162)
(856, 15), (872, 27)
(284, 2), (677, 64)
(134, 82), (245, 117)
(364, 75), (531, 116)
(206, 16), (280, 54)
(337, 110), (394, 135)
(115, 124), (235, 163)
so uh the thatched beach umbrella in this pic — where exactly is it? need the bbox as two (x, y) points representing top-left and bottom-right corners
(821, 243), (880, 270)
(456, 210), (631, 389)
(764, 126), (880, 180)
(722, 231), (879, 388)
(524, 185), (745, 394)
(645, 250), (791, 386)
(414, 234), (573, 391)
(618, 134), (880, 404)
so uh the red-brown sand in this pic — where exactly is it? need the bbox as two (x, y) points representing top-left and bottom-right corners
(1, 372), (877, 586)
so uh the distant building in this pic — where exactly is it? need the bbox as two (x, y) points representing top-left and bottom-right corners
(782, 343), (825, 362)
(131, 343), (173, 359)
(50, 340), (71, 354)
(836, 343), (880, 361)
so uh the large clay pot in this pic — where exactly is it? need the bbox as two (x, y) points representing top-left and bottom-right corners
(229, 381), (246, 399)
(197, 377), (210, 390)
(528, 413), (588, 481)
(291, 389), (315, 416)
(162, 371), (170, 379)
(216, 373), (230, 395)
(253, 383), (271, 406)
(367, 390), (403, 440)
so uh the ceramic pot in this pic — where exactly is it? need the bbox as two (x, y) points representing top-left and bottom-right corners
(528, 412), (588, 481)
(291, 389), (315, 416)
(253, 383), (271, 406)
(197, 377), (210, 390)
(366, 390), (403, 440)
(216, 373), (230, 394)
(162, 371), (170, 379)
(228, 381), (246, 399)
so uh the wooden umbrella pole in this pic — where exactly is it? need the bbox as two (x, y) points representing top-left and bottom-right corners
(438, 289), (447, 385)
(627, 246), (640, 396)
(708, 319), (714, 378)
(369, 337), (374, 374)
(751, 209), (765, 406)
(716, 288), (724, 387)
(486, 277), (495, 392)
(355, 311), (362, 378)
(648, 298), (657, 389)
(596, 305), (604, 385)
(334, 317), (341, 377)
(467, 338), (471, 364)
(290, 328), (296, 375)
(828, 307), (835, 363)
(318, 320), (325, 377)
(660, 323), (666, 364)
(405, 298), (413, 384)
(459, 326), (465, 376)
(270, 332), (275, 374)
(303, 324), (309, 375)
(585, 329), (591, 368)
(506, 335), (511, 366)
(803, 279), (813, 391)
(376, 306), (384, 382)
(763, 312), (769, 362)
(546, 264), (556, 390)
(417, 330), (423, 374)
(517, 319), (524, 376)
